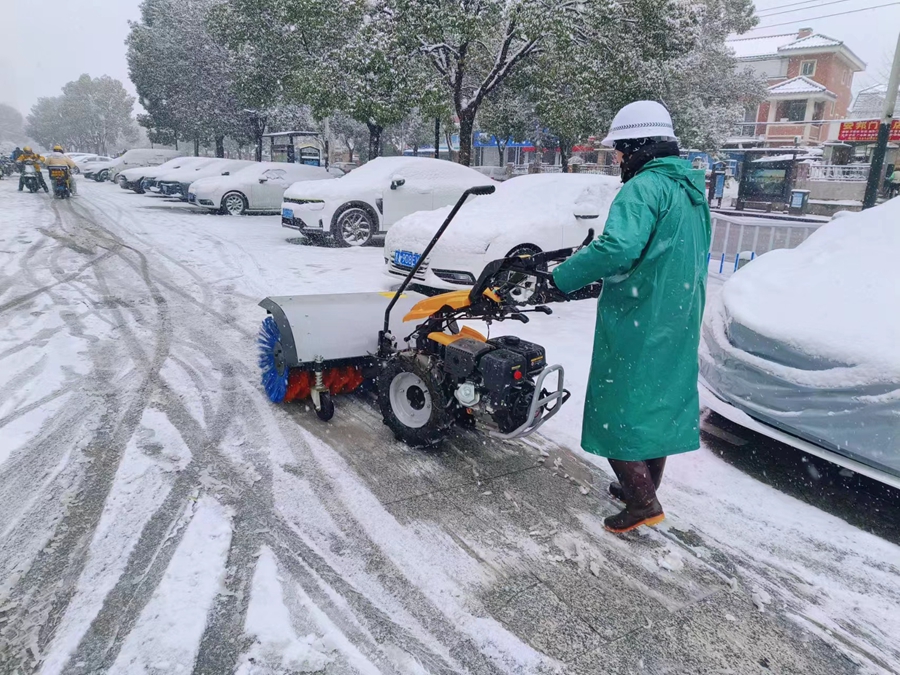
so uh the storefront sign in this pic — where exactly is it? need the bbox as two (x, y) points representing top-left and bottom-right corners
(837, 119), (900, 142)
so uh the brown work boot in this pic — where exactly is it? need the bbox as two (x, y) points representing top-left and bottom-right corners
(609, 457), (666, 502)
(604, 499), (665, 533)
(605, 459), (666, 533)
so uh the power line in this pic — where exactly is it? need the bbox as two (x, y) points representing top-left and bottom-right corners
(757, 0), (856, 16)
(746, 2), (900, 30)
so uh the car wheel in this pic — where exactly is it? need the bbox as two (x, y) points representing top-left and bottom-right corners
(501, 244), (544, 304)
(332, 203), (376, 247)
(221, 192), (247, 216)
(98, 170), (109, 182)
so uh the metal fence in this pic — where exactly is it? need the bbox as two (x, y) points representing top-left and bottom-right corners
(708, 211), (823, 273)
(509, 163), (621, 177)
(805, 164), (870, 182)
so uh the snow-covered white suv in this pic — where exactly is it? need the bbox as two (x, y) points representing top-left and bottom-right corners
(280, 156), (491, 247)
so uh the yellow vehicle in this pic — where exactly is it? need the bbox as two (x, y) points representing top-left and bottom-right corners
(257, 185), (601, 447)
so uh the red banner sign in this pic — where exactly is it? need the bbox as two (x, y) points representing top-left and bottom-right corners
(837, 119), (900, 142)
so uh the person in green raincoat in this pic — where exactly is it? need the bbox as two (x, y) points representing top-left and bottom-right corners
(551, 101), (711, 534)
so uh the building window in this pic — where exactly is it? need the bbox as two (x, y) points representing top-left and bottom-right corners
(841, 69), (848, 85)
(831, 101), (836, 117)
(812, 101), (826, 125)
(776, 99), (808, 122)
(800, 60), (816, 77)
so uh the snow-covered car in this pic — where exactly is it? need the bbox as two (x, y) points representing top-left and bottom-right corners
(473, 165), (510, 181)
(86, 148), (182, 183)
(155, 159), (255, 200)
(120, 156), (209, 192)
(280, 156), (491, 247)
(112, 148), (183, 182)
(700, 198), (900, 488)
(83, 159), (120, 182)
(188, 162), (336, 215)
(73, 154), (114, 174)
(383, 173), (620, 292)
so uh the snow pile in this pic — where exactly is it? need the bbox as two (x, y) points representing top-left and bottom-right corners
(721, 196), (900, 379)
(386, 173), (620, 254)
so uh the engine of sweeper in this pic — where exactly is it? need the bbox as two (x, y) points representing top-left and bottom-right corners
(428, 332), (548, 434)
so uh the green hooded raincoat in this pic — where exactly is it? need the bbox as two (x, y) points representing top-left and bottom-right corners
(552, 156), (711, 461)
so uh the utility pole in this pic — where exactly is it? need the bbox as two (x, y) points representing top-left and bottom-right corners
(863, 31), (900, 209)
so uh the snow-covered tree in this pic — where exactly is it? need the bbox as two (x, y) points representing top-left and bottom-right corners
(128, 0), (248, 157)
(387, 0), (582, 165)
(26, 76), (136, 153)
(478, 85), (535, 167)
(329, 113), (369, 164)
(0, 104), (26, 143)
(571, 0), (763, 152)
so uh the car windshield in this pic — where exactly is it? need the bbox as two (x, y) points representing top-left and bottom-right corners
(5, 6), (897, 675)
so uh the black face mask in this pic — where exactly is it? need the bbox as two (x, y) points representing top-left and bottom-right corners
(615, 139), (680, 183)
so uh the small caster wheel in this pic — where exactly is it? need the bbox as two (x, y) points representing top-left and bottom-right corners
(316, 392), (335, 421)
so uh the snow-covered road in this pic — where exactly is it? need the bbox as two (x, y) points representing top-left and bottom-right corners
(0, 179), (898, 675)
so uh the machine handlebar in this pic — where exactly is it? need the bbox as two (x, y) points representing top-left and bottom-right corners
(381, 183), (497, 351)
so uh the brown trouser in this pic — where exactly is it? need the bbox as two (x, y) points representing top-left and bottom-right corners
(608, 457), (666, 507)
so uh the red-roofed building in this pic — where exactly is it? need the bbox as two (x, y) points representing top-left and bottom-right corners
(727, 28), (865, 147)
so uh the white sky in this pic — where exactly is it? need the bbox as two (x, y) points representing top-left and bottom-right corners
(0, 0), (897, 118)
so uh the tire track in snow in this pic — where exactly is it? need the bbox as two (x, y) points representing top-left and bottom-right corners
(58, 376), (240, 674)
(0, 198), (173, 673)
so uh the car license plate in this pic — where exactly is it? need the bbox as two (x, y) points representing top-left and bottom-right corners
(394, 250), (420, 268)
(282, 208), (293, 219)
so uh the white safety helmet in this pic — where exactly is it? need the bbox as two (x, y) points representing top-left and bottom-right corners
(601, 101), (677, 147)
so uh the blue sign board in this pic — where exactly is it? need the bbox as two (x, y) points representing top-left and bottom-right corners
(714, 174), (725, 199)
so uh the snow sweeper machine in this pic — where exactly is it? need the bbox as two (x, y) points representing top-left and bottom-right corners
(257, 184), (601, 447)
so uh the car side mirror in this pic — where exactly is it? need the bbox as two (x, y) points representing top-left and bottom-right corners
(390, 177), (406, 190)
(259, 177), (268, 183)
(222, 171), (230, 176)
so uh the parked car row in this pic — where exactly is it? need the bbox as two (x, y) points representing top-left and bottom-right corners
(83, 148), (182, 182)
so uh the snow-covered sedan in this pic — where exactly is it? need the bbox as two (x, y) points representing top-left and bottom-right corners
(280, 156), (491, 247)
(118, 156), (204, 192)
(188, 162), (336, 215)
(155, 159), (254, 200)
(383, 173), (620, 293)
(700, 198), (900, 488)
(73, 154), (114, 174)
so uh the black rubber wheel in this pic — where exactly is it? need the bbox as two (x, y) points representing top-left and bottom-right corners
(331, 202), (377, 247)
(377, 353), (455, 448)
(316, 392), (335, 421)
(98, 169), (109, 182)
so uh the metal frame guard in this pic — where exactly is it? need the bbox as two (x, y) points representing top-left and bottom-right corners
(490, 364), (569, 440)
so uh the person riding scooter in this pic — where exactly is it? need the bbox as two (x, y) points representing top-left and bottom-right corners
(45, 145), (78, 195)
(17, 146), (49, 193)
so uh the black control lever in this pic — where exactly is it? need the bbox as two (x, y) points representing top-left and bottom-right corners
(534, 305), (553, 314)
(511, 313), (530, 323)
(580, 228), (595, 248)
